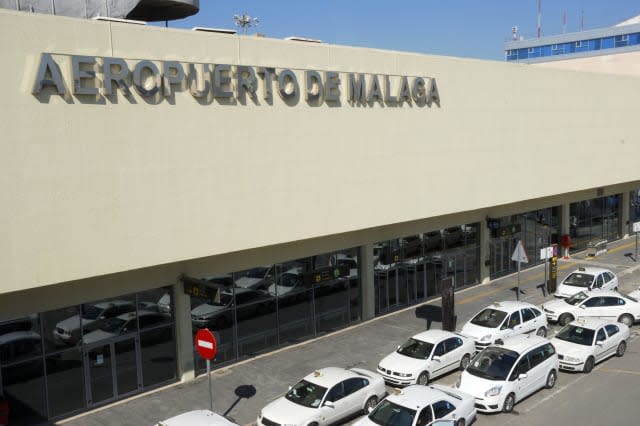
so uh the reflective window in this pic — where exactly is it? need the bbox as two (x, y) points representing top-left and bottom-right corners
(141, 326), (176, 387)
(46, 349), (85, 418)
(1, 359), (46, 423)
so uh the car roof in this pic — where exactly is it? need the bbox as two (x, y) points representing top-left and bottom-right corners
(115, 310), (159, 321)
(303, 367), (363, 387)
(583, 290), (628, 298)
(567, 267), (612, 275)
(385, 385), (452, 408)
(492, 334), (549, 353)
(92, 299), (134, 309)
(0, 330), (41, 345)
(567, 317), (612, 329)
(481, 301), (538, 313)
(412, 329), (458, 343)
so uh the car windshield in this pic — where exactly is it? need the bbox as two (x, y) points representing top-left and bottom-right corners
(368, 399), (416, 426)
(470, 308), (508, 328)
(81, 304), (103, 320)
(555, 325), (595, 346)
(98, 318), (126, 333)
(284, 379), (327, 408)
(466, 347), (519, 381)
(565, 291), (589, 306)
(562, 272), (594, 288)
(396, 338), (434, 360)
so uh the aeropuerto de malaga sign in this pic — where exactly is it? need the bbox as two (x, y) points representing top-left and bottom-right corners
(31, 53), (440, 107)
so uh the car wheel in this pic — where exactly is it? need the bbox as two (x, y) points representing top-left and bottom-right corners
(456, 419), (466, 426)
(417, 371), (429, 386)
(459, 354), (471, 371)
(584, 356), (595, 373)
(502, 393), (515, 413)
(616, 341), (627, 357)
(363, 396), (378, 414)
(618, 314), (634, 327)
(559, 313), (574, 326)
(545, 369), (557, 389)
(536, 327), (547, 337)
(308, 422), (318, 426)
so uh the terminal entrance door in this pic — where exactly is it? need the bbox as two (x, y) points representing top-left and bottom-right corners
(374, 266), (409, 314)
(490, 235), (519, 279)
(83, 335), (142, 407)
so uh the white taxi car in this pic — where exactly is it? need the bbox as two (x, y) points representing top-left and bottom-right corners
(542, 290), (640, 327)
(377, 330), (475, 386)
(554, 267), (618, 298)
(352, 385), (476, 426)
(156, 410), (239, 426)
(551, 318), (630, 373)
(455, 335), (558, 413)
(459, 301), (548, 351)
(258, 367), (386, 426)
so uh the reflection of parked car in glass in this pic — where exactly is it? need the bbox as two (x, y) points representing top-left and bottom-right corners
(0, 331), (41, 365)
(158, 293), (171, 314)
(424, 231), (443, 251)
(441, 227), (462, 248)
(81, 311), (170, 346)
(234, 267), (275, 291)
(191, 287), (273, 330)
(0, 316), (37, 336)
(267, 268), (306, 301)
(53, 300), (136, 346)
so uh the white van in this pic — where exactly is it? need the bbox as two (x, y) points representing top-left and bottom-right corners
(455, 334), (558, 413)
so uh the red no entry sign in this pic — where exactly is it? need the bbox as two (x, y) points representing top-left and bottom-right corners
(195, 328), (217, 360)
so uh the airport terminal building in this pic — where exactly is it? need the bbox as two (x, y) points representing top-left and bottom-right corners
(2, 8), (640, 424)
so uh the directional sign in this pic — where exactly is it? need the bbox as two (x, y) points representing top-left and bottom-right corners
(195, 328), (217, 360)
(633, 221), (640, 233)
(511, 240), (529, 264)
(539, 246), (553, 260)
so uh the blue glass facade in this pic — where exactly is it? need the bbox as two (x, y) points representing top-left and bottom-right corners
(505, 31), (640, 61)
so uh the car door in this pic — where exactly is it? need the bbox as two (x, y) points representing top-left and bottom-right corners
(593, 327), (610, 362)
(600, 297), (626, 320)
(341, 377), (369, 417)
(440, 338), (463, 374)
(509, 355), (532, 400)
(604, 324), (623, 350)
(525, 347), (547, 391)
(431, 340), (448, 378)
(603, 272), (617, 291)
(415, 406), (434, 426)
(520, 308), (537, 333)
(431, 400), (457, 421)
(323, 381), (348, 425)
(578, 296), (605, 319)
(502, 311), (523, 338)
(592, 274), (605, 290)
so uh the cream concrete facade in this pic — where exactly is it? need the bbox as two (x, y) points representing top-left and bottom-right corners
(2, 8), (640, 321)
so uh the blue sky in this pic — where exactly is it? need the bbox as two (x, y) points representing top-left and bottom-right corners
(166, 1), (640, 61)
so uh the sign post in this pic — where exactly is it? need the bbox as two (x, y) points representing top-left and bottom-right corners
(195, 328), (218, 412)
(511, 240), (529, 301)
(633, 222), (640, 261)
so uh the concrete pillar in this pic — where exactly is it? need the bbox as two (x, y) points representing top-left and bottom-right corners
(622, 191), (630, 238)
(479, 223), (491, 284)
(173, 282), (195, 382)
(360, 243), (376, 321)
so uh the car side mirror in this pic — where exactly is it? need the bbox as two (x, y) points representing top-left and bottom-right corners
(288, 385), (292, 391)
(324, 401), (335, 408)
(518, 373), (528, 380)
(432, 355), (441, 362)
(579, 305), (586, 309)
(596, 340), (604, 346)
(397, 345), (401, 350)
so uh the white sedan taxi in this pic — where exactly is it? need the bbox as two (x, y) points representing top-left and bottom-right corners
(551, 318), (630, 373)
(352, 385), (476, 426)
(377, 330), (475, 386)
(554, 267), (618, 298)
(542, 290), (640, 327)
(156, 410), (239, 426)
(258, 367), (386, 426)
(459, 301), (548, 351)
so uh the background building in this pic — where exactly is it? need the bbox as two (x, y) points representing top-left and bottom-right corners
(1, 8), (640, 425)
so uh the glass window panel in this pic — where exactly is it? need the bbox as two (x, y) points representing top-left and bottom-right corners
(43, 305), (81, 352)
(46, 349), (85, 418)
(0, 323), (42, 366)
(81, 296), (136, 345)
(141, 326), (176, 387)
(2, 359), (46, 424)
(275, 261), (313, 344)
(137, 287), (173, 321)
(234, 277), (277, 358)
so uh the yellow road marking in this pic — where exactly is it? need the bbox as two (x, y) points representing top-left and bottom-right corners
(597, 367), (640, 376)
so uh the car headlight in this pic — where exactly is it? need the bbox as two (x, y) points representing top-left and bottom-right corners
(485, 386), (502, 397)
(454, 377), (461, 388)
(564, 355), (582, 363)
(397, 372), (412, 378)
(479, 334), (492, 342)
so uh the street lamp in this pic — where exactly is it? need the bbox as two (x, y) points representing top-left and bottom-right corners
(233, 13), (259, 34)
